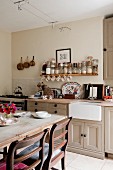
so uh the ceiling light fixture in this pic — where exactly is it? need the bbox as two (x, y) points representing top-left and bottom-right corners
(14, 0), (29, 10)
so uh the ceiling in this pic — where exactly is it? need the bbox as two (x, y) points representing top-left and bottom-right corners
(0, 0), (113, 32)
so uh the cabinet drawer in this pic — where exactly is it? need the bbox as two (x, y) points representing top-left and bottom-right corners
(48, 103), (67, 110)
(38, 102), (48, 108)
(27, 101), (38, 107)
(48, 108), (67, 115)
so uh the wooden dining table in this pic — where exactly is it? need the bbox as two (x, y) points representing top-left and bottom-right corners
(0, 112), (66, 149)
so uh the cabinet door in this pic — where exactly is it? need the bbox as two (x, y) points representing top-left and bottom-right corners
(68, 119), (84, 148)
(104, 18), (113, 80)
(105, 107), (113, 153)
(84, 122), (102, 152)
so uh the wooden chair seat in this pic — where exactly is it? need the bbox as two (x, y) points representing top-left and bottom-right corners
(0, 161), (28, 170)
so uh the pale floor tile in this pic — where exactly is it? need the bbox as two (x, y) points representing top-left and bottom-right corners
(68, 154), (106, 170)
(101, 158), (113, 170)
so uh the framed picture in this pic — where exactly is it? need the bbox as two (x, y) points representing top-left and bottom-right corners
(56, 48), (71, 63)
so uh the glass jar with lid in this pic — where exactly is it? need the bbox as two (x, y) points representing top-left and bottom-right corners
(59, 63), (64, 74)
(67, 63), (72, 74)
(81, 61), (86, 74)
(77, 63), (82, 74)
(72, 63), (78, 74)
(46, 61), (51, 74)
(86, 61), (92, 74)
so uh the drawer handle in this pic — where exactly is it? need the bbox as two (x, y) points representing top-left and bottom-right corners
(35, 102), (38, 105)
(84, 134), (86, 137)
(35, 109), (38, 112)
(54, 104), (57, 107)
(81, 134), (83, 137)
(54, 111), (57, 114)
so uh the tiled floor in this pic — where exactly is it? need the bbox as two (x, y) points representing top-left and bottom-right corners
(53, 151), (113, 170)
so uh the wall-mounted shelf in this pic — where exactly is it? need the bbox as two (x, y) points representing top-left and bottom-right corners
(40, 73), (98, 77)
(40, 73), (98, 81)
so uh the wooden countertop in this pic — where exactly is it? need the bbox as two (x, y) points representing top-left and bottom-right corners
(1, 96), (113, 107)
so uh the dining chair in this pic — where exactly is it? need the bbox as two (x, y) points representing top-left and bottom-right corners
(42, 117), (72, 170)
(15, 117), (72, 170)
(0, 128), (49, 170)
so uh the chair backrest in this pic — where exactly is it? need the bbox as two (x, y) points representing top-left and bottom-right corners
(43, 117), (72, 169)
(6, 128), (49, 170)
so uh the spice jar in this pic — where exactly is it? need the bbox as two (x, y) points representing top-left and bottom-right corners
(77, 63), (82, 74)
(72, 63), (78, 74)
(59, 63), (64, 74)
(55, 63), (59, 74)
(63, 62), (68, 74)
(81, 61), (86, 74)
(42, 62), (47, 75)
(92, 65), (98, 74)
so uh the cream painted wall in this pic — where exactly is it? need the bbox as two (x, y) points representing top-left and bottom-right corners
(12, 17), (104, 94)
(0, 30), (12, 95)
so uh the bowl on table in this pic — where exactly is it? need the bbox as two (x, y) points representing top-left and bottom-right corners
(35, 111), (48, 117)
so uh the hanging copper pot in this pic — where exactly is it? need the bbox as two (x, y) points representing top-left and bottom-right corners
(24, 56), (30, 68)
(30, 56), (35, 66)
(17, 57), (24, 70)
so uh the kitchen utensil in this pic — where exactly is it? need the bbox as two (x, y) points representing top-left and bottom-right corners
(24, 56), (30, 68)
(30, 56), (35, 66)
(17, 57), (24, 70)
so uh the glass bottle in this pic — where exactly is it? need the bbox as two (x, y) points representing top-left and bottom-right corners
(72, 63), (78, 74)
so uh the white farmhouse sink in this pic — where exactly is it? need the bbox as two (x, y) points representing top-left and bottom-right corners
(69, 102), (102, 121)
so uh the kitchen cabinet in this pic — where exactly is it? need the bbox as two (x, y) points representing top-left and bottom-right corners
(105, 107), (113, 154)
(103, 17), (113, 80)
(68, 118), (104, 159)
(27, 100), (68, 116)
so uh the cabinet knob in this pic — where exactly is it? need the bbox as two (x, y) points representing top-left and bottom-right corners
(103, 48), (107, 51)
(54, 110), (57, 114)
(81, 134), (83, 136)
(54, 104), (57, 107)
(84, 134), (86, 137)
(35, 102), (38, 105)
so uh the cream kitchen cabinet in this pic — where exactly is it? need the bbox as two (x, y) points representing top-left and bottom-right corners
(105, 107), (113, 154)
(104, 17), (113, 80)
(68, 118), (104, 159)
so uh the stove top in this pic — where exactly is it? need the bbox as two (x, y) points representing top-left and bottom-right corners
(0, 95), (28, 99)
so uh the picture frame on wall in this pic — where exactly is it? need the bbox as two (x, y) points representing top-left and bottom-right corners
(56, 48), (71, 63)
